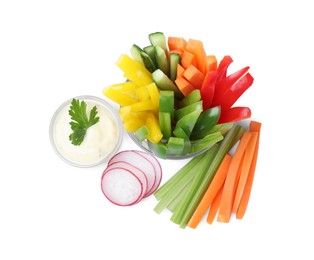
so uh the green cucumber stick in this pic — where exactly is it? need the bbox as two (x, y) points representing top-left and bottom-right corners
(179, 125), (245, 228)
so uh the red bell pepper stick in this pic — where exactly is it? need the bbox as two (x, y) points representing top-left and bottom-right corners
(212, 73), (254, 111)
(214, 66), (250, 98)
(218, 107), (251, 124)
(200, 71), (217, 110)
(216, 55), (233, 81)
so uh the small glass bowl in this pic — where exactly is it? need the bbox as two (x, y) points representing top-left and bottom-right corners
(128, 132), (214, 160)
(49, 95), (123, 167)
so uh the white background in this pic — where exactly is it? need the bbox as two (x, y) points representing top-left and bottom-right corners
(1, 0), (313, 259)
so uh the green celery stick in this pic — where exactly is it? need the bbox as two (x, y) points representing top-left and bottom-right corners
(167, 184), (191, 212)
(190, 132), (223, 153)
(154, 152), (205, 200)
(170, 145), (219, 224)
(154, 153), (208, 213)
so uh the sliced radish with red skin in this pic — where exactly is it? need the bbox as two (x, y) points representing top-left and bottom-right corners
(101, 162), (148, 206)
(108, 150), (156, 197)
(134, 150), (162, 196)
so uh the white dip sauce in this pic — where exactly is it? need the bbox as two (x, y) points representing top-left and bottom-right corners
(52, 100), (119, 166)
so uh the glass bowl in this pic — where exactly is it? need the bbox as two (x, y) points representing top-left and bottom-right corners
(49, 95), (123, 167)
(128, 132), (215, 160)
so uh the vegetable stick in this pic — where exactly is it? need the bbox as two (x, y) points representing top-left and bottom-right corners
(218, 106), (251, 124)
(176, 63), (185, 78)
(236, 121), (262, 219)
(206, 185), (224, 224)
(216, 55), (233, 81)
(181, 50), (197, 69)
(183, 65), (205, 89)
(175, 77), (196, 96)
(232, 132), (258, 213)
(185, 39), (207, 74)
(206, 55), (217, 72)
(154, 152), (206, 200)
(170, 145), (219, 225)
(217, 131), (252, 223)
(187, 153), (232, 229)
(200, 71), (218, 110)
(168, 36), (187, 51)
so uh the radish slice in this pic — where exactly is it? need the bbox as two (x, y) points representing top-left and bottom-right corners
(134, 150), (162, 196)
(108, 150), (156, 197)
(101, 162), (148, 206)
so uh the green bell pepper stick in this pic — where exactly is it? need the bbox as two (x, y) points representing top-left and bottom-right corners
(174, 100), (203, 121)
(166, 137), (185, 156)
(190, 105), (221, 140)
(159, 90), (174, 120)
(190, 132), (223, 153)
(159, 112), (172, 140)
(147, 140), (167, 159)
(174, 110), (202, 137)
(178, 89), (201, 108)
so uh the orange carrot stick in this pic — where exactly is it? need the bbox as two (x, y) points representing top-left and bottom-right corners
(185, 39), (207, 74)
(176, 63), (185, 78)
(181, 50), (197, 69)
(206, 185), (224, 224)
(217, 131), (252, 223)
(187, 154), (232, 228)
(232, 132), (258, 213)
(175, 77), (196, 97)
(183, 65), (205, 89)
(236, 121), (262, 219)
(206, 55), (217, 72)
(168, 36), (187, 51)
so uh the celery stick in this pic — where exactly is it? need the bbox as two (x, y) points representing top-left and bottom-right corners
(154, 154), (207, 213)
(154, 153), (205, 200)
(154, 173), (195, 213)
(170, 145), (219, 224)
(178, 125), (245, 228)
(190, 132), (223, 153)
(167, 184), (191, 212)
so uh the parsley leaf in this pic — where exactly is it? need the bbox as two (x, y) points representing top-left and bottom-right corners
(68, 98), (100, 146)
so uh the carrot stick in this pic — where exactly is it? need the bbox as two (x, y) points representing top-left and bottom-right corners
(181, 50), (197, 69)
(217, 131), (252, 223)
(176, 63), (185, 78)
(175, 77), (195, 96)
(183, 65), (205, 89)
(236, 121), (262, 219)
(168, 36), (187, 51)
(206, 185), (224, 224)
(232, 132), (258, 213)
(206, 55), (217, 72)
(187, 154), (232, 228)
(185, 39), (207, 74)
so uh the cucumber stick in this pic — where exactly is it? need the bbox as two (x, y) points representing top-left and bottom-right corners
(155, 46), (169, 76)
(169, 52), (181, 81)
(130, 44), (145, 66)
(148, 32), (167, 52)
(152, 69), (184, 100)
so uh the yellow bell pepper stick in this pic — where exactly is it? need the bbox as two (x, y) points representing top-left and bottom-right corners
(116, 54), (153, 87)
(146, 112), (163, 143)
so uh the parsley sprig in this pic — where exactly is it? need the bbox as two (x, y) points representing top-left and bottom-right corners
(68, 98), (100, 146)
